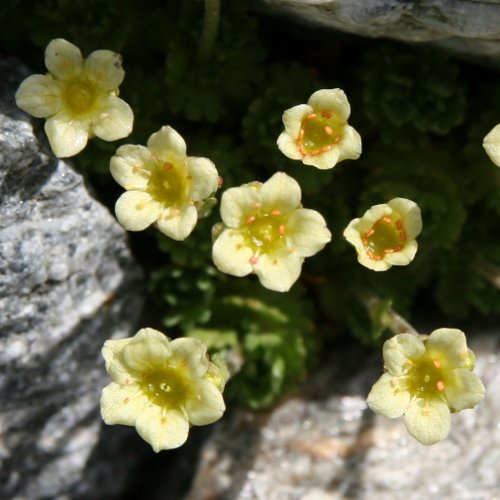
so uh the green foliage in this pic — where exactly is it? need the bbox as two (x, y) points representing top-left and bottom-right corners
(5, 1), (500, 409)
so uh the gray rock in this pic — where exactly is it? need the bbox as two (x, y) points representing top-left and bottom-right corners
(186, 332), (500, 500)
(256, 0), (500, 65)
(0, 59), (144, 499)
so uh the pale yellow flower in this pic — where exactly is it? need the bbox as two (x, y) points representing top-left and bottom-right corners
(367, 329), (485, 445)
(15, 38), (133, 157)
(483, 123), (500, 167)
(100, 328), (227, 452)
(212, 172), (332, 292)
(343, 198), (422, 271)
(110, 125), (219, 240)
(277, 88), (362, 169)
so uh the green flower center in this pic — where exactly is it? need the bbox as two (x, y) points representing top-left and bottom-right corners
(408, 358), (446, 396)
(362, 215), (407, 260)
(241, 209), (289, 258)
(297, 111), (345, 156)
(147, 161), (189, 206)
(141, 365), (190, 408)
(64, 81), (96, 115)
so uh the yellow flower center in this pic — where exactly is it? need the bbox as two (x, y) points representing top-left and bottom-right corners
(64, 80), (96, 115)
(297, 111), (345, 156)
(141, 365), (190, 408)
(241, 208), (288, 261)
(148, 161), (189, 206)
(362, 215), (407, 260)
(408, 358), (446, 397)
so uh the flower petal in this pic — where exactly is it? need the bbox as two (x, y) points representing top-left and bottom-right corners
(337, 125), (362, 162)
(277, 132), (303, 161)
(100, 382), (149, 426)
(367, 372), (412, 419)
(425, 328), (470, 370)
(135, 406), (190, 452)
(45, 38), (83, 80)
(483, 123), (500, 167)
(187, 157), (219, 201)
(302, 146), (341, 170)
(219, 184), (261, 227)
(384, 240), (418, 266)
(15, 74), (62, 118)
(388, 198), (422, 239)
(383, 333), (425, 376)
(115, 191), (161, 231)
(404, 398), (451, 445)
(84, 49), (125, 90)
(44, 112), (89, 157)
(185, 379), (225, 426)
(170, 337), (209, 378)
(308, 88), (351, 120)
(156, 203), (197, 240)
(286, 208), (331, 257)
(253, 251), (302, 292)
(444, 368), (485, 412)
(260, 172), (301, 213)
(147, 126), (186, 163)
(122, 328), (172, 373)
(281, 104), (311, 138)
(91, 96), (133, 141)
(102, 337), (135, 384)
(212, 229), (253, 277)
(110, 144), (155, 190)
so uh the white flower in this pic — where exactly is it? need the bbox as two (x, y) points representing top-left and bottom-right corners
(110, 125), (219, 240)
(15, 38), (133, 157)
(483, 123), (500, 167)
(100, 328), (227, 452)
(343, 198), (422, 271)
(367, 329), (485, 445)
(212, 172), (332, 292)
(277, 88), (362, 170)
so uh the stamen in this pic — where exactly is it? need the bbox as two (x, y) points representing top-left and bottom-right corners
(245, 215), (256, 224)
(399, 231), (407, 242)
(381, 216), (391, 224)
(365, 229), (375, 238)
(163, 162), (173, 171)
(298, 129), (305, 141)
(367, 250), (382, 260)
(311, 149), (321, 156)
(324, 126), (334, 135)
(271, 209), (281, 216)
(279, 224), (286, 236)
(218, 176), (224, 188)
(321, 111), (332, 119)
(306, 113), (317, 120)
(333, 135), (341, 144)
(321, 145), (332, 153)
(298, 145), (308, 157)
(432, 359), (442, 369)
(436, 380), (445, 391)
(396, 220), (403, 231)
(249, 256), (259, 265)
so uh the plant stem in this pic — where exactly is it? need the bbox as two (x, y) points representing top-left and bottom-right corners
(197, 0), (221, 64)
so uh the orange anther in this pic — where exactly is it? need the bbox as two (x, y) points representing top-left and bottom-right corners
(436, 380), (445, 392)
(249, 256), (259, 265)
(279, 224), (286, 236)
(306, 113), (317, 120)
(396, 220), (403, 231)
(271, 209), (281, 216)
(365, 229), (375, 238)
(163, 162), (173, 171)
(311, 149), (321, 156)
(432, 359), (442, 369)
(298, 145), (308, 157)
(381, 216), (391, 224)
(399, 231), (407, 242)
(384, 248), (395, 254)
(245, 215), (256, 224)
(321, 111), (332, 119)
(321, 145), (332, 152)
(325, 126), (334, 135)
(298, 129), (305, 140)
(333, 135), (341, 144)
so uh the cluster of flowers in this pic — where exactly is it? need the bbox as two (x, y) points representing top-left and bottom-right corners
(16, 39), (488, 450)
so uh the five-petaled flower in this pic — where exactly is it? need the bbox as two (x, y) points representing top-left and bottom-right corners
(110, 125), (219, 240)
(343, 197), (422, 271)
(212, 171), (332, 292)
(277, 88), (362, 170)
(100, 328), (227, 452)
(367, 329), (485, 445)
(15, 38), (133, 157)
(483, 123), (500, 167)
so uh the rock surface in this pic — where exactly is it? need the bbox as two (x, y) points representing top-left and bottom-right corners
(186, 331), (500, 500)
(0, 59), (144, 499)
(257, 0), (500, 65)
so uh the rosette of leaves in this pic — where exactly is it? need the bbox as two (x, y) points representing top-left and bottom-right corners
(164, 2), (266, 123)
(360, 44), (466, 142)
(189, 283), (315, 409)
